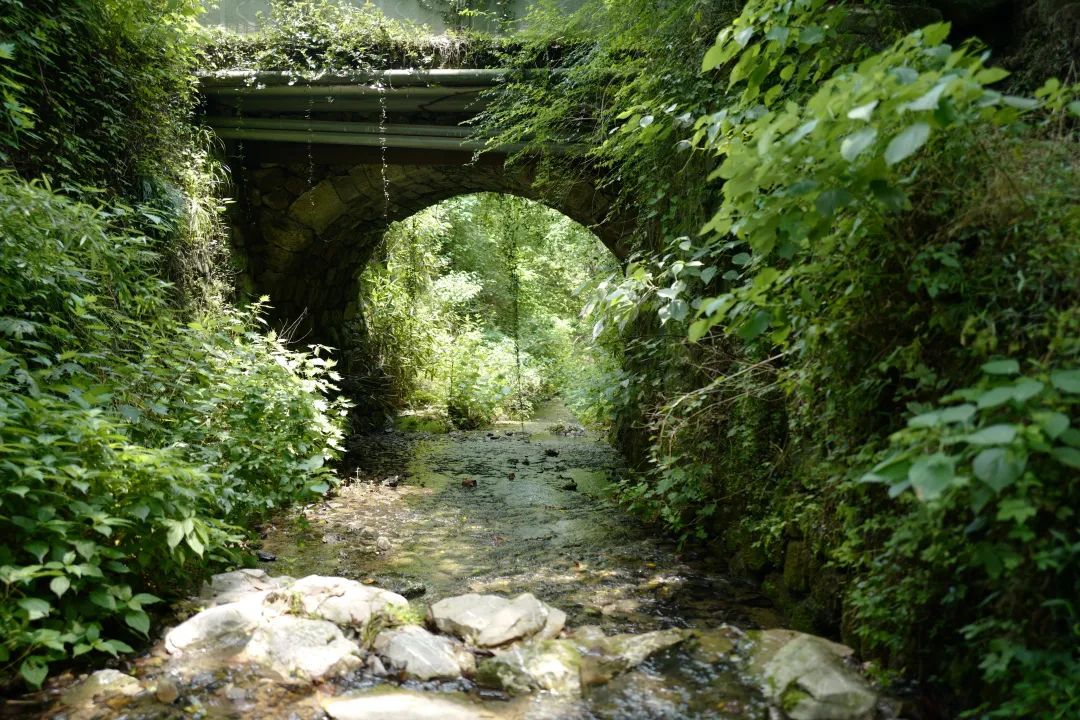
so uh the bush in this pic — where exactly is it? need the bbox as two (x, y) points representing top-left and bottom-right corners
(0, 173), (347, 686)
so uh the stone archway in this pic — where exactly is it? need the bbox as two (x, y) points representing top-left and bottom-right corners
(230, 146), (628, 349)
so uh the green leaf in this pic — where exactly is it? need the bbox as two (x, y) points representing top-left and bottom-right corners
(799, 26), (824, 45)
(847, 100), (878, 121)
(972, 448), (1024, 493)
(941, 404), (976, 424)
(49, 576), (70, 598)
(20, 658), (48, 687)
(688, 319), (711, 343)
(24, 541), (49, 563)
(977, 380), (1044, 409)
(102, 639), (134, 654)
(1002, 95), (1038, 110)
(1051, 446), (1080, 470)
(815, 189), (853, 217)
(869, 180), (907, 211)
(884, 123), (931, 165)
(90, 589), (116, 610)
(902, 82), (948, 112)
(18, 597), (51, 621)
(125, 611), (150, 636)
(963, 424), (1018, 446)
(907, 410), (941, 429)
(737, 310), (771, 340)
(1034, 411), (1069, 440)
(981, 359), (1019, 375)
(840, 128), (877, 162)
(165, 522), (184, 550)
(1050, 369), (1080, 394)
(908, 453), (956, 501)
(186, 533), (205, 556)
(974, 67), (1009, 85)
(702, 43), (725, 71)
(997, 498), (1037, 524)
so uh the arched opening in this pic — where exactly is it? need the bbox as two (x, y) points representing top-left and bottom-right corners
(231, 152), (630, 355)
(349, 192), (621, 431)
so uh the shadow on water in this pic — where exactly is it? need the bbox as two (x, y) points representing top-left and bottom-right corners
(258, 400), (782, 635)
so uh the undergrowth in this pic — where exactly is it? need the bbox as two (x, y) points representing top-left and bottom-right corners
(0, 0), (349, 688)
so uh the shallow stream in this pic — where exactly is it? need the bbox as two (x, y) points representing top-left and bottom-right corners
(29, 401), (817, 720)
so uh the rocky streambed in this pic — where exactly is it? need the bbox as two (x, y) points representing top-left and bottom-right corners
(38, 404), (900, 719)
(52, 569), (885, 720)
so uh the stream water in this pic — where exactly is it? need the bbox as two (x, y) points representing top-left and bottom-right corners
(27, 402), (833, 720)
(260, 401), (781, 637)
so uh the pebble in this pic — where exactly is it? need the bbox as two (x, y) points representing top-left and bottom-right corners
(376, 536), (392, 552)
(154, 678), (179, 704)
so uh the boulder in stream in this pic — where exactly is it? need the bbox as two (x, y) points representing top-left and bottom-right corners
(322, 687), (502, 720)
(374, 625), (476, 680)
(198, 568), (293, 607)
(749, 629), (878, 720)
(164, 595), (274, 656)
(60, 669), (142, 707)
(575, 628), (688, 686)
(242, 615), (364, 681)
(266, 574), (408, 629)
(475, 638), (582, 696)
(428, 592), (562, 647)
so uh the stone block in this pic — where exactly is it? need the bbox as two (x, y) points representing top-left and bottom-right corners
(289, 179), (346, 236)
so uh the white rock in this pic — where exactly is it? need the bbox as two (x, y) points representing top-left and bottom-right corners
(268, 575), (407, 629)
(376, 536), (393, 551)
(537, 606), (567, 640)
(476, 639), (582, 696)
(374, 625), (475, 680)
(322, 688), (501, 720)
(751, 630), (877, 720)
(576, 628), (687, 686)
(60, 669), (142, 706)
(242, 615), (363, 681)
(429, 593), (555, 647)
(164, 598), (269, 656)
(199, 568), (292, 607)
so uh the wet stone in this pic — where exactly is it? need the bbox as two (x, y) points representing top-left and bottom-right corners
(266, 574), (408, 629)
(242, 615), (363, 681)
(750, 630), (877, 720)
(476, 638), (582, 697)
(322, 687), (502, 720)
(429, 593), (554, 647)
(576, 628), (688, 687)
(61, 669), (142, 707)
(374, 625), (475, 680)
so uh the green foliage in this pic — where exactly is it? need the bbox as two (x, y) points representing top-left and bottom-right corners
(360, 193), (615, 428)
(480, 0), (1080, 713)
(0, 0), (201, 193)
(847, 361), (1080, 716)
(0, 173), (347, 686)
(197, 0), (508, 74)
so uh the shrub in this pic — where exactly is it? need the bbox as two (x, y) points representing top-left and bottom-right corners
(0, 173), (347, 686)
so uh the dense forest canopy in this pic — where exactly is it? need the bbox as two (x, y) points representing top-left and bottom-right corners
(360, 193), (618, 429)
(1, 0), (1078, 717)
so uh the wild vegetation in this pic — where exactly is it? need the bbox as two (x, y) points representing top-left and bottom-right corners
(476, 0), (1080, 715)
(2, 0), (1078, 716)
(361, 193), (618, 429)
(0, 0), (347, 688)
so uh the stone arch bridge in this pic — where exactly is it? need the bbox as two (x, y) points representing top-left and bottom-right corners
(201, 70), (628, 353)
